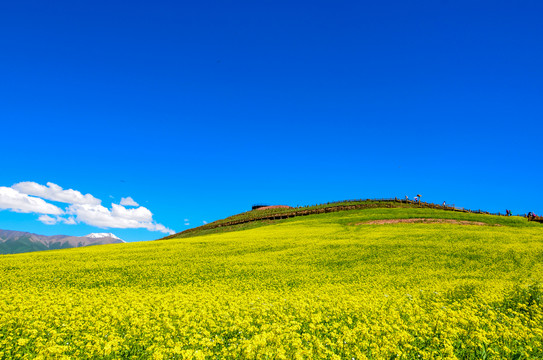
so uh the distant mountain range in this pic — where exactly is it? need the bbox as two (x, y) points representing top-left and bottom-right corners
(0, 230), (124, 254)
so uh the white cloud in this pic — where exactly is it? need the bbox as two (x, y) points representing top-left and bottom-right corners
(63, 217), (77, 225)
(203, 220), (208, 224)
(0, 187), (64, 215)
(12, 182), (101, 205)
(151, 223), (175, 234)
(120, 197), (139, 207)
(184, 218), (189, 222)
(111, 203), (152, 222)
(4, 181), (174, 235)
(38, 215), (58, 225)
(38, 215), (78, 225)
(66, 203), (174, 234)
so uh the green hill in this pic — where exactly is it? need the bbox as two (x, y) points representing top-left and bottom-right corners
(161, 199), (539, 240)
(1, 202), (542, 359)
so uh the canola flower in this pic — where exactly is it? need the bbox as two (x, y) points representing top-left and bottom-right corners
(0, 208), (542, 359)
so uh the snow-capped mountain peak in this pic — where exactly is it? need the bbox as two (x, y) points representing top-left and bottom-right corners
(86, 233), (122, 240)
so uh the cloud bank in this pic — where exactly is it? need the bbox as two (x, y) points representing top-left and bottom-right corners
(0, 187), (64, 215)
(13, 182), (101, 205)
(66, 203), (172, 233)
(2, 182), (174, 234)
(38, 215), (77, 225)
(120, 197), (139, 206)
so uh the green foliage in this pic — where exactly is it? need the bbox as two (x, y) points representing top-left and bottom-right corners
(166, 201), (539, 240)
(0, 236), (49, 254)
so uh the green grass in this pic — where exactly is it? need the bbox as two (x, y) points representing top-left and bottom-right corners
(160, 200), (416, 239)
(168, 204), (539, 240)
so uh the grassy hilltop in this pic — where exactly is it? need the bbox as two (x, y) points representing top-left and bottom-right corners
(1, 202), (542, 359)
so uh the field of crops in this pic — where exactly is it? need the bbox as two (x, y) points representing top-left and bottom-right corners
(1, 207), (543, 359)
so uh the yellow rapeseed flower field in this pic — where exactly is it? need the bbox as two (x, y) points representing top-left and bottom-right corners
(1, 208), (542, 359)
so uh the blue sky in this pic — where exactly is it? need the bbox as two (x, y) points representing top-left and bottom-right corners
(1, 0), (542, 242)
